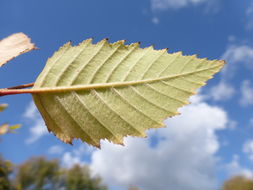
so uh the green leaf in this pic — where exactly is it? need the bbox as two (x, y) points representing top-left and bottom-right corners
(8, 124), (21, 131)
(0, 124), (21, 135)
(9, 124), (21, 130)
(32, 39), (225, 147)
(0, 104), (8, 112)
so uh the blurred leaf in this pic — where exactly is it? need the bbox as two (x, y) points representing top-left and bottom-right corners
(32, 38), (225, 147)
(0, 104), (20, 136)
(0, 33), (36, 67)
(0, 104), (8, 112)
(9, 124), (21, 131)
(0, 124), (8, 135)
(0, 124), (21, 135)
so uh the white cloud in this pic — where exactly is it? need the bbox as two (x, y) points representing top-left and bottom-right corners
(209, 44), (253, 102)
(209, 81), (235, 101)
(221, 45), (253, 79)
(245, 2), (253, 30)
(151, 0), (208, 11)
(246, 1), (253, 16)
(151, 17), (160, 24)
(243, 140), (253, 161)
(225, 155), (253, 179)
(90, 95), (228, 190)
(62, 144), (95, 168)
(48, 145), (64, 155)
(62, 152), (84, 168)
(250, 118), (253, 126)
(240, 80), (253, 107)
(227, 120), (237, 130)
(23, 101), (48, 144)
(149, 0), (220, 23)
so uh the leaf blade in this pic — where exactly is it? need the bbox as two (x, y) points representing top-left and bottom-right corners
(32, 39), (225, 147)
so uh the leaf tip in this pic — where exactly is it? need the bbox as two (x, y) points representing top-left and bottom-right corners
(220, 59), (227, 66)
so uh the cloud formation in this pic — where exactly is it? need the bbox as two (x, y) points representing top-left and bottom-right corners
(209, 44), (253, 102)
(245, 1), (253, 30)
(90, 95), (228, 190)
(23, 101), (48, 144)
(48, 145), (64, 155)
(62, 144), (95, 168)
(225, 155), (253, 179)
(221, 45), (253, 77)
(240, 80), (253, 107)
(151, 0), (208, 11)
(243, 140), (253, 161)
(209, 82), (235, 101)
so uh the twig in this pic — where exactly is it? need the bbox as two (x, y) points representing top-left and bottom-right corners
(7, 83), (34, 89)
(0, 83), (34, 97)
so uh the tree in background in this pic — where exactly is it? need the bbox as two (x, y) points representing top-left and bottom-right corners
(128, 187), (139, 190)
(14, 157), (61, 190)
(64, 164), (107, 190)
(0, 156), (107, 190)
(221, 176), (253, 190)
(0, 156), (13, 190)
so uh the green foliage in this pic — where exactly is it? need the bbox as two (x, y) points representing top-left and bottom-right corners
(221, 176), (253, 190)
(14, 157), (60, 190)
(0, 156), (13, 190)
(0, 157), (108, 190)
(0, 104), (21, 135)
(64, 164), (107, 190)
(128, 187), (139, 190)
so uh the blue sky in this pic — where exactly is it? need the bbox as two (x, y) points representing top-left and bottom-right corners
(1, 0), (253, 189)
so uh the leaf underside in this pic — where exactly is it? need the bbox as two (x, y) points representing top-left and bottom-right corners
(0, 33), (36, 67)
(32, 38), (225, 148)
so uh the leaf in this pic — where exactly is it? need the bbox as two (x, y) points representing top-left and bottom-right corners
(32, 39), (225, 147)
(8, 124), (21, 131)
(0, 124), (9, 135)
(0, 104), (8, 112)
(0, 33), (36, 67)
(0, 124), (21, 135)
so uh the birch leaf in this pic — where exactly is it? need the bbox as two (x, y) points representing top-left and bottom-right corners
(32, 39), (225, 147)
(0, 33), (36, 67)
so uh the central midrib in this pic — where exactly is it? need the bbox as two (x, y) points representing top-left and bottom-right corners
(1, 65), (222, 95)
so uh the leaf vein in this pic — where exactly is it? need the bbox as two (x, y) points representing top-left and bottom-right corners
(91, 90), (145, 136)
